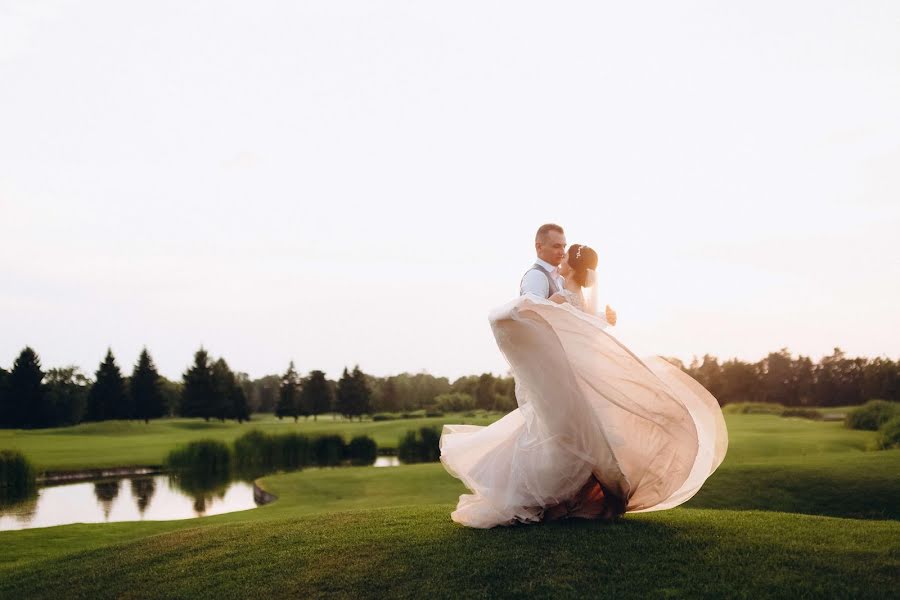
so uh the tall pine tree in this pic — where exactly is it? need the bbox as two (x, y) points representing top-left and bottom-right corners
(337, 366), (371, 421)
(211, 358), (234, 422)
(87, 349), (128, 421)
(5, 347), (48, 428)
(230, 373), (250, 423)
(131, 348), (166, 423)
(182, 348), (214, 420)
(336, 368), (353, 419)
(302, 370), (333, 422)
(276, 361), (300, 422)
(350, 366), (372, 421)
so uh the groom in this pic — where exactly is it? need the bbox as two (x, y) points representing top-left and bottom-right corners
(520, 223), (617, 325)
(520, 223), (567, 298)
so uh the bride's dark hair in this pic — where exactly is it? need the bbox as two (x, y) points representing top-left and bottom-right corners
(568, 244), (598, 287)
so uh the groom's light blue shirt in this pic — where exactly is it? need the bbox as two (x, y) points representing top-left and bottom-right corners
(520, 258), (562, 298)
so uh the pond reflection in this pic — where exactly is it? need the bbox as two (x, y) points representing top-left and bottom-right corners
(0, 474), (266, 531)
(130, 477), (156, 515)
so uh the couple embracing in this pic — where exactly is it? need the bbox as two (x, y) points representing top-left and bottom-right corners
(439, 223), (729, 529)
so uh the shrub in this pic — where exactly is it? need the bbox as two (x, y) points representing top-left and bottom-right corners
(424, 410), (444, 418)
(347, 435), (377, 466)
(276, 433), (311, 470)
(312, 435), (346, 467)
(0, 450), (36, 497)
(781, 408), (823, 420)
(845, 400), (900, 431)
(397, 427), (441, 463)
(164, 439), (231, 475)
(877, 416), (900, 450)
(372, 413), (396, 422)
(234, 430), (312, 473)
(233, 430), (275, 470)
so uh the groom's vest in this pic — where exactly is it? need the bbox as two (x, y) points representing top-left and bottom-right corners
(521, 263), (560, 298)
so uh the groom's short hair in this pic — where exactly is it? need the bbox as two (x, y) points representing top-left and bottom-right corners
(535, 223), (564, 242)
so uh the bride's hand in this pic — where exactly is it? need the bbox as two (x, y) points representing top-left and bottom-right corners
(549, 293), (567, 304)
(605, 305), (617, 325)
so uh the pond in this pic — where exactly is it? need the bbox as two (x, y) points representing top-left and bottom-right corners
(0, 474), (268, 532)
(373, 456), (401, 467)
(0, 452), (407, 531)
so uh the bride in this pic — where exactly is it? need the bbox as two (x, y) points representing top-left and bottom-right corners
(439, 243), (728, 528)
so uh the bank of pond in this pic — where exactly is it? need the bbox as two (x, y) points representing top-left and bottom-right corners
(0, 427), (438, 531)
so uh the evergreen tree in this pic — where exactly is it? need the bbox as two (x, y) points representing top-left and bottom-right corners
(350, 366), (371, 420)
(230, 372), (251, 423)
(303, 370), (333, 421)
(87, 349), (128, 421)
(5, 347), (48, 428)
(211, 358), (234, 422)
(276, 361), (300, 422)
(336, 368), (353, 419)
(182, 348), (214, 420)
(131, 348), (166, 424)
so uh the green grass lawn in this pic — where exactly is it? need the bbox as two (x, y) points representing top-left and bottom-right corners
(1, 414), (898, 598)
(0, 413), (502, 471)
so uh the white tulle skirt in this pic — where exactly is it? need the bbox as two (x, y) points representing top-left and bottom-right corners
(439, 295), (728, 529)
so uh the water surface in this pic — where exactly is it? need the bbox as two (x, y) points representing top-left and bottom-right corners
(0, 474), (263, 531)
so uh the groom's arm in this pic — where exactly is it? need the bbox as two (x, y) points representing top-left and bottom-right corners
(520, 270), (550, 297)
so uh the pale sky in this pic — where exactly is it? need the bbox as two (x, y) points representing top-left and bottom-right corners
(1, 1), (899, 381)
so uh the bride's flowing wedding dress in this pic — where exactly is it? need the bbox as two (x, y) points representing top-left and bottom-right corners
(439, 293), (728, 528)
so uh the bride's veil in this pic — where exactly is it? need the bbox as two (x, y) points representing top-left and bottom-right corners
(584, 269), (600, 317)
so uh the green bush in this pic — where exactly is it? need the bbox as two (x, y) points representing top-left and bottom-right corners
(876, 415), (900, 450)
(346, 435), (377, 466)
(234, 430), (312, 473)
(164, 439), (231, 474)
(233, 430), (276, 469)
(781, 408), (823, 420)
(722, 402), (784, 415)
(276, 433), (311, 470)
(397, 427), (441, 464)
(312, 435), (346, 467)
(845, 400), (900, 431)
(424, 410), (444, 418)
(372, 413), (396, 422)
(0, 450), (36, 496)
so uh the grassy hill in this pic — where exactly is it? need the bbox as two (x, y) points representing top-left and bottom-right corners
(0, 414), (898, 598)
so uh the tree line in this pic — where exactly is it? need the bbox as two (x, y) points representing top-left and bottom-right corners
(0, 347), (248, 429)
(673, 347), (899, 407)
(1, 345), (896, 428)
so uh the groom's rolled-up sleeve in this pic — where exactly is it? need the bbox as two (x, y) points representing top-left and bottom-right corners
(520, 270), (549, 298)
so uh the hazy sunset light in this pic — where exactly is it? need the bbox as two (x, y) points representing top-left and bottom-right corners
(2, 1), (898, 379)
